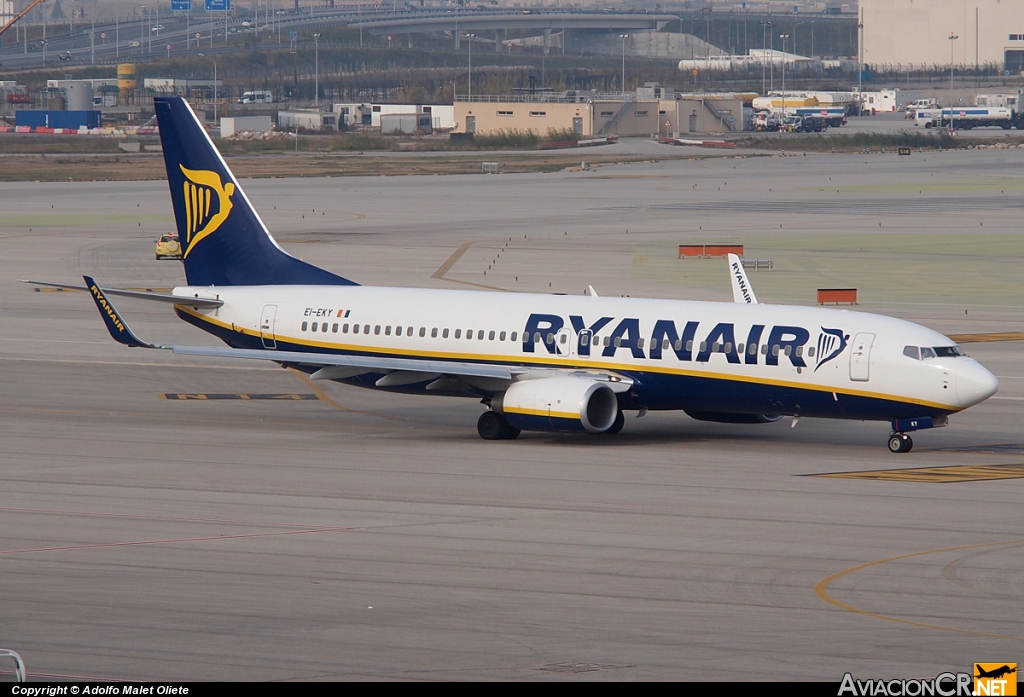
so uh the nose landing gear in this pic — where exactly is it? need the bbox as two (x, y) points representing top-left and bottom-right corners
(888, 432), (914, 453)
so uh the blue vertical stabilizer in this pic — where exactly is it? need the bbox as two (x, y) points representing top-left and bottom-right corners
(154, 96), (357, 287)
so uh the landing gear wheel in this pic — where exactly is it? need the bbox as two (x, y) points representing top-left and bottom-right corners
(888, 433), (913, 453)
(603, 410), (625, 435)
(478, 411), (519, 440)
(477, 411), (505, 440)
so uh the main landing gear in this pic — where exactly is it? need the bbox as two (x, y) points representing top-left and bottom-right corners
(888, 433), (913, 454)
(477, 411), (521, 440)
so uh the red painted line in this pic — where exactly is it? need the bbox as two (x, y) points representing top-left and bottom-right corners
(0, 526), (359, 556)
(0, 506), (328, 529)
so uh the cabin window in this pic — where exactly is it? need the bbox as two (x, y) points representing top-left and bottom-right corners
(322, 323), (328, 333)
(749, 343), (757, 355)
(455, 329), (462, 339)
(546, 333), (555, 345)
(674, 339), (682, 351)
(489, 331), (495, 340)
(510, 332), (517, 342)
(560, 333), (568, 344)
(443, 328), (449, 338)
(795, 346), (803, 357)
(699, 341), (707, 353)
(343, 323), (349, 333)
(772, 345), (780, 357)
(478, 330), (485, 340)
(920, 347), (937, 359)
(725, 342), (733, 353)
(686, 340), (693, 352)
(332, 323), (338, 333)
(581, 334), (590, 347)
(604, 336), (612, 347)
(614, 337), (622, 348)
(467, 330), (474, 340)
(420, 327), (426, 337)
(374, 325), (381, 335)
(761, 344), (768, 355)
(301, 321), (308, 331)
(499, 331), (506, 341)
(311, 322), (318, 333)
(637, 338), (645, 349)
(807, 346), (815, 357)
(784, 345), (792, 357)
(385, 326), (392, 336)
(431, 328), (438, 338)
(352, 324), (360, 334)
(711, 342), (720, 352)
(535, 333), (542, 343)
(363, 325), (370, 334)
(395, 326), (403, 335)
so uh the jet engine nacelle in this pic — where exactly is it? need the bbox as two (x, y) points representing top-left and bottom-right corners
(494, 377), (619, 434)
(684, 410), (783, 424)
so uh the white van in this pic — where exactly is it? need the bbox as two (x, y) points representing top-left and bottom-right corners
(238, 90), (273, 104)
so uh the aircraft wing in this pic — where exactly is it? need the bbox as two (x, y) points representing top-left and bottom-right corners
(727, 253), (758, 304)
(170, 345), (518, 380)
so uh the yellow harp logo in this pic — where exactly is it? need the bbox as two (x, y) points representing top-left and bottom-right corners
(180, 164), (235, 258)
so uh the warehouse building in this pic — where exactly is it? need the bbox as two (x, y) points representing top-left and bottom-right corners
(861, 0), (1024, 72)
(452, 84), (743, 137)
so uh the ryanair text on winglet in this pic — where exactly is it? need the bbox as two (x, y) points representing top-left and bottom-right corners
(90, 284), (125, 333)
(838, 673), (975, 697)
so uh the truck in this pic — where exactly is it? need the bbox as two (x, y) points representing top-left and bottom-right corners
(238, 90), (273, 104)
(938, 107), (1015, 130)
(975, 93), (1024, 128)
(904, 98), (938, 118)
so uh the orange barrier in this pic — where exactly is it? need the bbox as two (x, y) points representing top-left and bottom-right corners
(817, 288), (858, 305)
(678, 244), (744, 259)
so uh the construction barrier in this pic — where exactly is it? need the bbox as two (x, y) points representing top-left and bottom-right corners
(817, 288), (858, 305)
(679, 244), (744, 259)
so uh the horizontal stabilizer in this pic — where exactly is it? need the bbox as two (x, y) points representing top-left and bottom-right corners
(20, 279), (223, 308)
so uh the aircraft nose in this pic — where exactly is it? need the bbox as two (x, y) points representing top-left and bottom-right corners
(955, 359), (999, 408)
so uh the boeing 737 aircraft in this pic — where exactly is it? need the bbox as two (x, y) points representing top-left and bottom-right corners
(26, 97), (999, 452)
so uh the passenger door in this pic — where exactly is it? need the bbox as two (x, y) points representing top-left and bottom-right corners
(849, 332), (874, 382)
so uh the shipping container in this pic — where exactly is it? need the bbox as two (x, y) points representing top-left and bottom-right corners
(15, 110), (101, 129)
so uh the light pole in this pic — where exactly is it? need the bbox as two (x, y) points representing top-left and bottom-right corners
(314, 33), (321, 107)
(768, 25), (774, 92)
(792, 23), (803, 57)
(948, 33), (958, 132)
(200, 53), (218, 125)
(857, 20), (864, 113)
(140, 5), (146, 54)
(759, 20), (768, 94)
(465, 33), (475, 101)
(810, 20), (815, 58)
(779, 34), (789, 106)
(619, 33), (629, 92)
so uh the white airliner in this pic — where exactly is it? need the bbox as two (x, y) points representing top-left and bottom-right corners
(26, 97), (999, 452)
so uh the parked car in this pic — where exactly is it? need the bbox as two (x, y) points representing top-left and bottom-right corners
(155, 234), (182, 260)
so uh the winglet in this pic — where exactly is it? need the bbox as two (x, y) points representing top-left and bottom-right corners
(727, 253), (758, 304)
(587, 285), (599, 298)
(83, 276), (163, 348)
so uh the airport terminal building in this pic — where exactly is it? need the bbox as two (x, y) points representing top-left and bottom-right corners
(862, 0), (1024, 72)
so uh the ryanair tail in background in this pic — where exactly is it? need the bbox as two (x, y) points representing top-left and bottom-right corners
(154, 96), (357, 287)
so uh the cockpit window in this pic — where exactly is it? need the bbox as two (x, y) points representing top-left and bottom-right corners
(905, 345), (965, 360)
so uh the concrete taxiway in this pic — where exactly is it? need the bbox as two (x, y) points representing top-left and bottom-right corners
(1, 147), (1022, 680)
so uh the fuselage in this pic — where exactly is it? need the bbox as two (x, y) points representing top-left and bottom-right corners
(170, 284), (999, 422)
